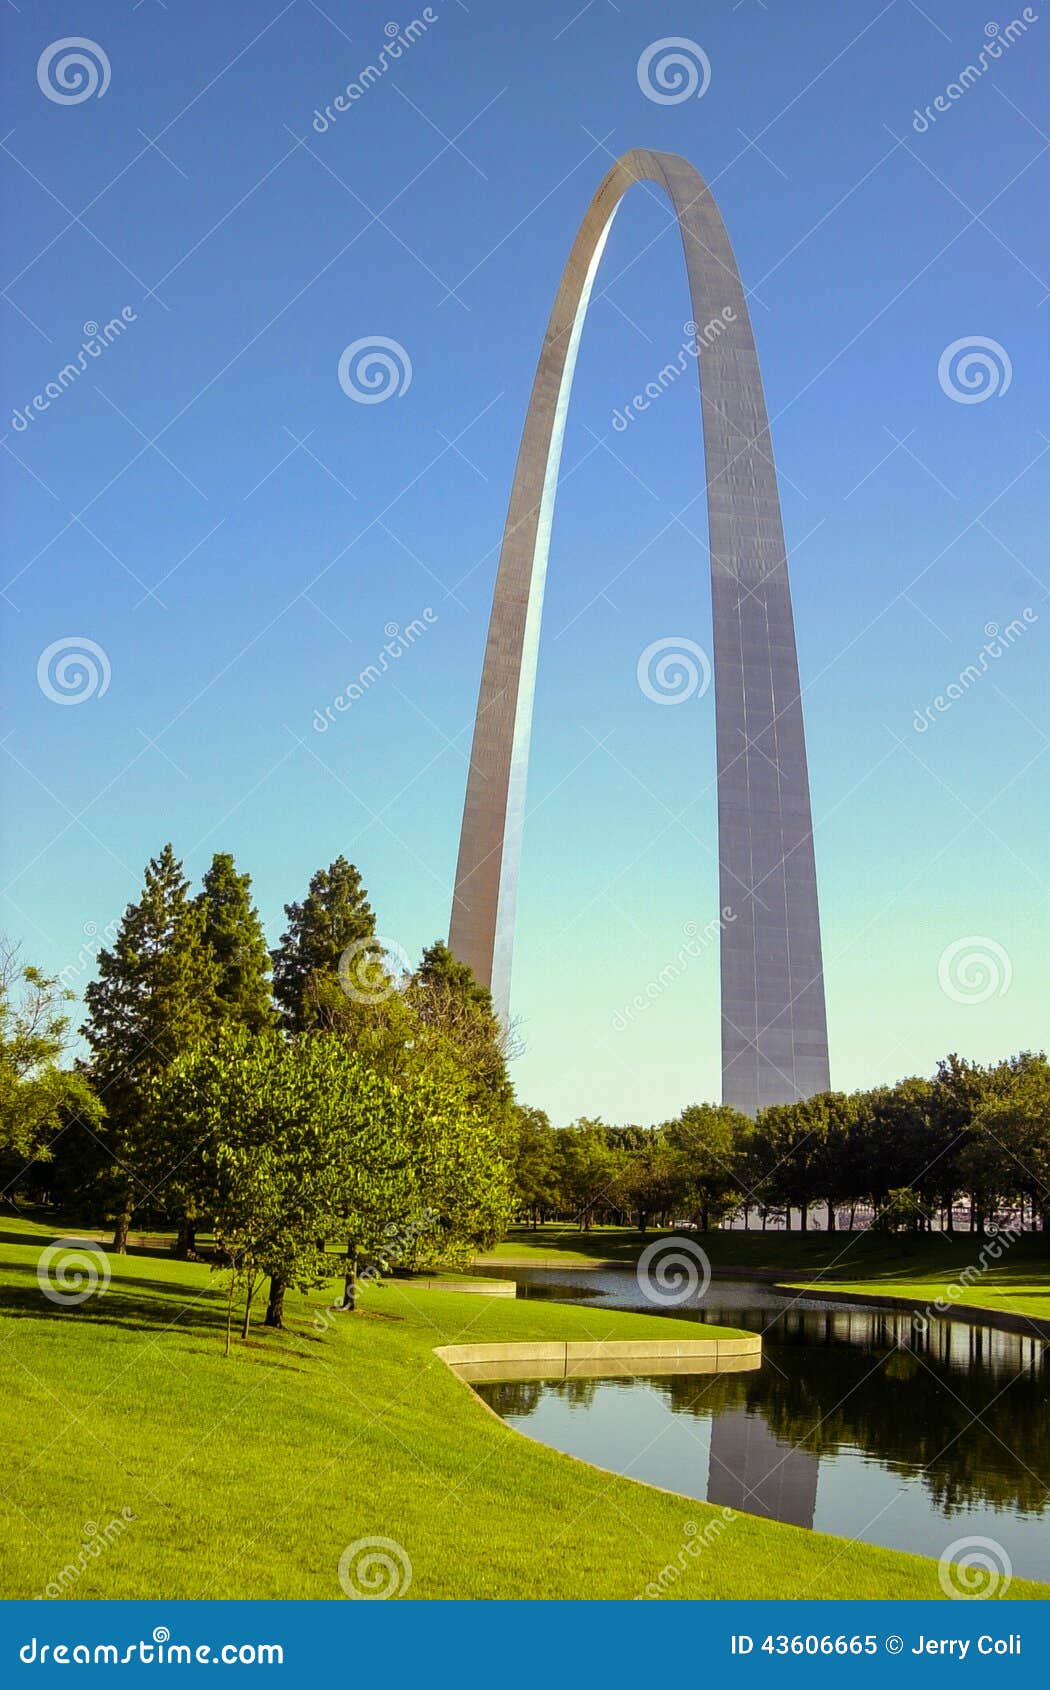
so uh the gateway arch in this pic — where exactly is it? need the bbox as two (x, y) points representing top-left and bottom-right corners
(448, 149), (830, 1113)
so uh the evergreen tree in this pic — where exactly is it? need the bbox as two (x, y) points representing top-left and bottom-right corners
(272, 857), (376, 1031)
(82, 844), (218, 1251)
(408, 940), (513, 1115)
(196, 853), (274, 1032)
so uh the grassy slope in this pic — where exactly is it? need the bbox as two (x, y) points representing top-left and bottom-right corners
(2, 1218), (1047, 1602)
(479, 1226), (1050, 1323)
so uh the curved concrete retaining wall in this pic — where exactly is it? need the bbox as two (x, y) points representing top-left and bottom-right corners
(410, 1277), (516, 1297)
(436, 1334), (761, 1383)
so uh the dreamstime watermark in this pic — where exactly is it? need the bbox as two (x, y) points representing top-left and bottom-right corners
(37, 1238), (111, 1306)
(37, 38), (111, 105)
(38, 1511), (137, 1600)
(937, 936), (1012, 1004)
(19, 1630), (283, 1666)
(612, 312), (736, 432)
(338, 336), (412, 403)
(337, 1536), (412, 1598)
(912, 1226), (1021, 1333)
(37, 638), (111, 705)
(612, 909), (736, 1030)
(312, 610), (437, 731)
(338, 936), (412, 1005)
(11, 310), (137, 433)
(912, 12), (1039, 132)
(637, 637), (711, 705)
(938, 1535), (1013, 1599)
(938, 335), (1012, 403)
(312, 13), (438, 131)
(636, 1236), (712, 1307)
(637, 38), (711, 105)
(912, 610), (1036, 732)
(312, 1211), (438, 1332)
(635, 1511), (737, 1598)
(58, 917), (121, 993)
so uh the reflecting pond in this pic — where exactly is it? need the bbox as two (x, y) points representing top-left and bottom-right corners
(475, 1267), (1050, 1581)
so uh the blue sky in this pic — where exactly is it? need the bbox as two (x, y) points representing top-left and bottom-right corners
(2, 0), (1047, 1125)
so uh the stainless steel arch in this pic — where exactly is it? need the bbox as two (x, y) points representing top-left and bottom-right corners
(449, 149), (830, 1113)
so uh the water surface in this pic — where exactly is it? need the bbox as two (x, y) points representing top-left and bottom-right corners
(475, 1267), (1049, 1580)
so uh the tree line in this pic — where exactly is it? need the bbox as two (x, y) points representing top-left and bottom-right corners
(1, 845), (515, 1337)
(3, 846), (1047, 1345)
(511, 1056), (1050, 1237)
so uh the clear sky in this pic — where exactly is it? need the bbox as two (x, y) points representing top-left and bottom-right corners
(2, 0), (1047, 1126)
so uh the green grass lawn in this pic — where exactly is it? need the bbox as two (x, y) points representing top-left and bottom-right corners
(479, 1226), (1050, 1326)
(2, 1216), (1047, 1601)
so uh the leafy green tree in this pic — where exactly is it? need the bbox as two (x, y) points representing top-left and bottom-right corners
(617, 1128), (686, 1233)
(271, 857), (376, 1032)
(553, 1119), (625, 1229)
(408, 940), (513, 1117)
(82, 845), (218, 1251)
(511, 1105), (559, 1228)
(196, 853), (274, 1032)
(871, 1186), (928, 1233)
(0, 940), (100, 1187)
(154, 1026), (514, 1335)
(665, 1103), (749, 1230)
(963, 1053), (1050, 1230)
(748, 1100), (827, 1231)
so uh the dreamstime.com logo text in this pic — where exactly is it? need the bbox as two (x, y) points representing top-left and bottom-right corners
(913, 1226), (1021, 1334)
(18, 1628), (283, 1666)
(911, 12), (1039, 132)
(312, 1212), (438, 1333)
(311, 13), (439, 131)
(611, 313), (736, 432)
(912, 610), (1037, 732)
(38, 1511), (136, 1601)
(58, 917), (122, 993)
(612, 909), (735, 1030)
(635, 1511), (737, 1597)
(313, 610), (437, 731)
(11, 311), (137, 432)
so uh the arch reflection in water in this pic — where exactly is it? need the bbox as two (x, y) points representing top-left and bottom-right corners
(475, 1271), (1049, 1578)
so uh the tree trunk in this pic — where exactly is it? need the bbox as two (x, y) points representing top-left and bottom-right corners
(241, 1276), (255, 1340)
(173, 1217), (196, 1260)
(700, 1205), (710, 1232)
(801, 1205), (809, 1233)
(264, 1276), (286, 1329)
(827, 1203), (836, 1232)
(112, 1201), (132, 1255)
(343, 1242), (358, 1312)
(848, 1202), (856, 1230)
